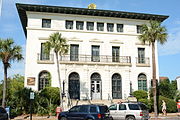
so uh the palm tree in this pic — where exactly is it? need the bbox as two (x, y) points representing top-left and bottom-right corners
(0, 38), (23, 108)
(44, 32), (69, 108)
(139, 20), (167, 117)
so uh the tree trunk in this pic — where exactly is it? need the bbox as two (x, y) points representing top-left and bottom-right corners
(152, 42), (158, 117)
(2, 63), (7, 108)
(55, 53), (63, 108)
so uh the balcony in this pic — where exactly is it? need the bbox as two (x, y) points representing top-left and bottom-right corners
(60, 54), (131, 66)
(37, 53), (54, 64)
(136, 57), (150, 67)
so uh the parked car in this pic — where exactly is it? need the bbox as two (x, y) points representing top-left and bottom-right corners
(109, 102), (149, 120)
(58, 104), (113, 120)
(0, 107), (8, 120)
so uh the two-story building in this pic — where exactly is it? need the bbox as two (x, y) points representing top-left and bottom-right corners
(16, 3), (168, 100)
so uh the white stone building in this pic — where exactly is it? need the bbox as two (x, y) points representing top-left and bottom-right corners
(176, 76), (180, 91)
(16, 3), (168, 100)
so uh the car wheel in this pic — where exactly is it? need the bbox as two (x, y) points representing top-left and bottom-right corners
(60, 117), (67, 120)
(125, 116), (135, 120)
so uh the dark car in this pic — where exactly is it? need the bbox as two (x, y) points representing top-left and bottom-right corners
(0, 107), (8, 120)
(58, 104), (112, 120)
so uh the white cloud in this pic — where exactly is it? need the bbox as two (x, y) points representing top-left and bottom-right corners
(158, 24), (180, 56)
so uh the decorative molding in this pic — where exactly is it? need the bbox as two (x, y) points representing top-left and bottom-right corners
(89, 38), (104, 43)
(39, 37), (49, 40)
(68, 37), (83, 42)
(110, 39), (124, 44)
(26, 27), (139, 36)
(135, 42), (149, 46)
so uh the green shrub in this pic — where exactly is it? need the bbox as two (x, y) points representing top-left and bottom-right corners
(158, 96), (177, 113)
(132, 90), (148, 100)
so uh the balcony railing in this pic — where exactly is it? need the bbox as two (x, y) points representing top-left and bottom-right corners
(37, 53), (54, 64)
(60, 54), (131, 64)
(136, 57), (150, 66)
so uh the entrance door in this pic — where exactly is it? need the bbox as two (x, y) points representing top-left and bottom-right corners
(69, 72), (80, 99)
(91, 73), (101, 100)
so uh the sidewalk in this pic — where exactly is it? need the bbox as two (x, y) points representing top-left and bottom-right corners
(150, 113), (180, 120)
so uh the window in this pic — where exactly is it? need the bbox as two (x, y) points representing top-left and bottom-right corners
(38, 71), (51, 91)
(91, 45), (100, 62)
(107, 23), (114, 32)
(109, 104), (117, 110)
(128, 104), (140, 110)
(66, 20), (73, 29)
(138, 48), (145, 63)
(117, 24), (123, 32)
(42, 19), (51, 28)
(112, 73), (122, 99)
(79, 106), (89, 112)
(112, 47), (120, 62)
(69, 106), (80, 112)
(40, 43), (50, 60)
(97, 23), (104, 31)
(70, 44), (79, 61)
(138, 73), (147, 91)
(119, 104), (126, 110)
(90, 106), (97, 113)
(87, 22), (94, 31)
(76, 21), (84, 30)
(137, 25), (143, 34)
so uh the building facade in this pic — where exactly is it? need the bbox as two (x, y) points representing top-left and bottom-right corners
(16, 3), (168, 100)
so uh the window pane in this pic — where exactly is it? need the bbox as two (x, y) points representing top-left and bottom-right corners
(97, 23), (104, 31)
(107, 23), (114, 32)
(70, 44), (79, 61)
(119, 104), (126, 110)
(91, 46), (100, 62)
(109, 104), (117, 110)
(112, 47), (120, 62)
(76, 21), (84, 30)
(90, 106), (97, 113)
(137, 25), (143, 34)
(138, 74), (147, 91)
(138, 48), (145, 63)
(66, 20), (73, 29)
(87, 22), (94, 31)
(42, 19), (51, 28)
(41, 43), (50, 60)
(117, 24), (123, 32)
(128, 104), (140, 110)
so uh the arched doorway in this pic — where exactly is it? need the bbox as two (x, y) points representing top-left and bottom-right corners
(112, 73), (122, 99)
(68, 72), (80, 99)
(138, 73), (147, 91)
(38, 71), (51, 91)
(91, 73), (101, 100)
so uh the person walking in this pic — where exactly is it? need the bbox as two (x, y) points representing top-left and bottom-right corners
(177, 100), (180, 116)
(162, 100), (167, 116)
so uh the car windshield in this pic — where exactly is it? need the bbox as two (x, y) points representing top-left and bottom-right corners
(99, 106), (109, 113)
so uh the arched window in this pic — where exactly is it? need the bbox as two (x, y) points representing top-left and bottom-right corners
(138, 73), (147, 91)
(112, 73), (122, 99)
(69, 72), (80, 99)
(38, 71), (51, 91)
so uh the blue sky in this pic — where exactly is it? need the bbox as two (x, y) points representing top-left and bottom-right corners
(0, 0), (180, 81)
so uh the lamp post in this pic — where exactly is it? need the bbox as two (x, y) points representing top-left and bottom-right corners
(30, 91), (34, 120)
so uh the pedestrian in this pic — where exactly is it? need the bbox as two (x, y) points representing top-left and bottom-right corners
(162, 100), (167, 116)
(177, 100), (180, 116)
